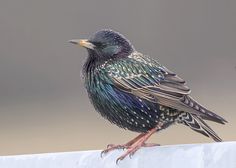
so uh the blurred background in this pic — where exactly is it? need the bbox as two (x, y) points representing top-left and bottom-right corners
(0, 0), (235, 155)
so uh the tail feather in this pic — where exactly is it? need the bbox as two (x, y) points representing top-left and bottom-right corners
(181, 96), (227, 124)
(179, 112), (222, 142)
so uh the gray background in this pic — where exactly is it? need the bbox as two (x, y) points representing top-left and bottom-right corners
(0, 0), (235, 155)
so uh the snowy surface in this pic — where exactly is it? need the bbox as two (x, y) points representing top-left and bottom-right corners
(0, 142), (236, 168)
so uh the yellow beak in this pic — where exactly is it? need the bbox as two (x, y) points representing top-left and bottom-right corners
(69, 39), (95, 50)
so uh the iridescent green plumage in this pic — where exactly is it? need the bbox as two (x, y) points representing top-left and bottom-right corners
(70, 29), (227, 162)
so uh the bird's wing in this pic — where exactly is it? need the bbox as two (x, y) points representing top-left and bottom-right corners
(104, 52), (226, 124)
(105, 52), (190, 101)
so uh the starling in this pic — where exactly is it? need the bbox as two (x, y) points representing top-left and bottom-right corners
(69, 29), (227, 163)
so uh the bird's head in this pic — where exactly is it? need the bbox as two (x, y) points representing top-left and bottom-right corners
(70, 29), (134, 60)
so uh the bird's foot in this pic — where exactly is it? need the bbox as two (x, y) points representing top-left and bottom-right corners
(101, 126), (162, 164)
(115, 134), (160, 164)
(115, 125), (162, 164)
(101, 144), (128, 157)
(101, 142), (160, 158)
(115, 142), (160, 164)
(101, 124), (163, 164)
(101, 133), (146, 157)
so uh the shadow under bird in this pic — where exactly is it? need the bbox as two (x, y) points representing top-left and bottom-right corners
(69, 29), (227, 163)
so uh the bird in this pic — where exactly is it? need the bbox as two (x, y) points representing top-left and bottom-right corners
(69, 29), (227, 163)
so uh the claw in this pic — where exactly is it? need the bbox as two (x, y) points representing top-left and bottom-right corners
(106, 144), (116, 149)
(129, 149), (137, 157)
(100, 150), (106, 158)
(106, 144), (112, 149)
(101, 148), (114, 157)
(116, 158), (120, 165)
(129, 154), (132, 159)
(116, 155), (125, 165)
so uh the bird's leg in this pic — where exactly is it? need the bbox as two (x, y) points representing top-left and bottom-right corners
(101, 133), (146, 157)
(116, 124), (162, 164)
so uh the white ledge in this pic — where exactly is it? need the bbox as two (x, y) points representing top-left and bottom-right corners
(0, 142), (236, 168)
